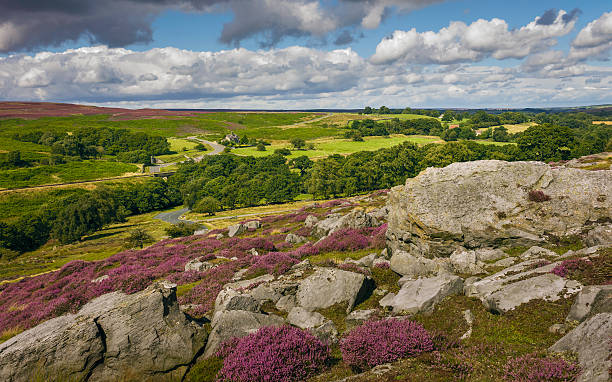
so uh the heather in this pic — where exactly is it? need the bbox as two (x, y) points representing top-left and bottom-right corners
(339, 319), (434, 371)
(503, 354), (581, 381)
(216, 325), (330, 382)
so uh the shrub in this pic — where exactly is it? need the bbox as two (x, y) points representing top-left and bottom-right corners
(503, 354), (580, 381)
(165, 222), (200, 238)
(550, 258), (592, 278)
(246, 252), (298, 277)
(340, 318), (434, 371)
(217, 325), (330, 382)
(528, 190), (551, 202)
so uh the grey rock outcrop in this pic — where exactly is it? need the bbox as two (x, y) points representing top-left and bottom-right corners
(0, 283), (208, 382)
(228, 223), (247, 237)
(549, 313), (612, 382)
(296, 268), (374, 313)
(566, 285), (612, 322)
(285, 233), (307, 244)
(287, 307), (327, 329)
(379, 273), (463, 314)
(585, 224), (612, 247)
(390, 250), (447, 277)
(449, 248), (486, 275)
(387, 160), (611, 258)
(244, 220), (261, 230)
(314, 209), (379, 237)
(184, 257), (214, 272)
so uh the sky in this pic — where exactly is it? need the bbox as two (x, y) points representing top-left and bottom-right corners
(0, 0), (611, 109)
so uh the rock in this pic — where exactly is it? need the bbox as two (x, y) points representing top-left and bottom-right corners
(304, 215), (319, 228)
(244, 220), (261, 230)
(310, 320), (338, 345)
(248, 248), (259, 256)
(194, 228), (208, 235)
(0, 283), (208, 382)
(549, 313), (612, 382)
(390, 250), (446, 277)
(380, 248), (389, 259)
(228, 223), (247, 237)
(519, 246), (558, 260)
(204, 310), (285, 358)
(91, 274), (109, 283)
(386, 160), (612, 258)
(449, 248), (485, 275)
(232, 268), (248, 281)
(474, 248), (507, 262)
(276, 295), (298, 312)
(488, 257), (516, 268)
(372, 258), (391, 268)
(285, 233), (307, 244)
(368, 206), (389, 220)
(357, 253), (377, 267)
(566, 285), (612, 322)
(296, 268), (374, 313)
(291, 259), (311, 271)
(314, 209), (379, 237)
(484, 273), (582, 314)
(585, 224), (612, 247)
(379, 273), (463, 314)
(184, 257), (213, 272)
(548, 323), (568, 335)
(346, 309), (377, 328)
(460, 309), (474, 340)
(215, 233), (224, 240)
(214, 275), (276, 313)
(287, 307), (327, 329)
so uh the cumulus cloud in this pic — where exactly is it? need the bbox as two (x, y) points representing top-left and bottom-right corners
(0, 0), (449, 52)
(371, 9), (577, 64)
(569, 11), (612, 60)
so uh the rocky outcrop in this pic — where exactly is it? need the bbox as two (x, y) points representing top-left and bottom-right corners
(549, 313), (612, 382)
(387, 160), (611, 258)
(389, 250), (447, 277)
(0, 282), (208, 382)
(379, 273), (463, 314)
(227, 223), (247, 237)
(295, 268), (374, 313)
(313, 209), (379, 237)
(566, 285), (612, 322)
(287, 307), (327, 329)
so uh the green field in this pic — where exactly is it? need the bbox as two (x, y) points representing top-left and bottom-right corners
(0, 160), (139, 189)
(232, 134), (443, 159)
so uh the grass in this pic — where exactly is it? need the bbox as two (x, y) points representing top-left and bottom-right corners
(232, 135), (443, 159)
(0, 187), (89, 223)
(0, 160), (139, 188)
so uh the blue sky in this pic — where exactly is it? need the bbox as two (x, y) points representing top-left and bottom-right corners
(0, 0), (610, 108)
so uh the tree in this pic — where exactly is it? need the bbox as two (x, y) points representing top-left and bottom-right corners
(274, 148), (291, 156)
(289, 155), (313, 176)
(517, 124), (576, 162)
(290, 138), (306, 150)
(363, 106), (373, 114)
(352, 131), (364, 141)
(126, 228), (153, 249)
(194, 196), (222, 216)
(256, 142), (266, 151)
(165, 222), (199, 238)
(492, 126), (509, 142)
(239, 135), (250, 146)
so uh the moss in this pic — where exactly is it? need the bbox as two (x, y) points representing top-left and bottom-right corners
(176, 280), (204, 298)
(260, 300), (288, 319)
(354, 267), (401, 311)
(316, 303), (349, 334)
(184, 356), (223, 382)
(503, 246), (528, 257)
(308, 248), (373, 265)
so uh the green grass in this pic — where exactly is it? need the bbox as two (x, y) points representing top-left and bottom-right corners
(0, 187), (88, 222)
(0, 137), (50, 153)
(168, 137), (200, 151)
(0, 160), (139, 188)
(472, 140), (517, 146)
(232, 135), (442, 159)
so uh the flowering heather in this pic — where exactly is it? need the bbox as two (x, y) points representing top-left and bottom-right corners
(217, 325), (330, 382)
(315, 227), (374, 252)
(503, 354), (580, 381)
(338, 263), (371, 276)
(340, 318), (434, 371)
(550, 258), (592, 278)
(374, 261), (390, 269)
(294, 226), (313, 237)
(246, 252), (299, 277)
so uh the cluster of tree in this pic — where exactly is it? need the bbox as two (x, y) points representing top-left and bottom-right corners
(362, 106), (441, 117)
(347, 118), (444, 138)
(479, 126), (511, 142)
(13, 127), (170, 164)
(0, 151), (29, 170)
(220, 134), (270, 149)
(0, 179), (181, 254)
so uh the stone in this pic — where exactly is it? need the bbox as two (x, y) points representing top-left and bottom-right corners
(357, 253), (377, 267)
(474, 248), (507, 262)
(184, 257), (213, 272)
(386, 160), (612, 258)
(248, 248), (259, 256)
(275, 295), (298, 312)
(487, 257), (516, 268)
(585, 224), (612, 247)
(296, 268), (374, 313)
(193, 228), (208, 235)
(314, 209), (379, 237)
(484, 273), (582, 313)
(285, 233), (307, 244)
(372, 258), (391, 268)
(215, 233), (224, 240)
(304, 215), (319, 228)
(204, 310), (285, 358)
(566, 285), (612, 322)
(244, 220), (261, 230)
(449, 248), (485, 274)
(311, 320), (338, 345)
(367, 206), (389, 220)
(549, 313), (612, 382)
(91, 274), (109, 283)
(390, 250), (446, 277)
(346, 309), (377, 328)
(519, 246), (558, 260)
(287, 307), (327, 329)
(227, 223), (247, 237)
(0, 283), (208, 382)
(379, 273), (463, 314)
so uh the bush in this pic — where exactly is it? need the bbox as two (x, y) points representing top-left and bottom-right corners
(193, 196), (221, 216)
(217, 325), (330, 382)
(340, 318), (434, 371)
(165, 222), (199, 238)
(503, 354), (580, 381)
(528, 190), (551, 202)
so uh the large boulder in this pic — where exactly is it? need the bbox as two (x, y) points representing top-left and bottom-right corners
(386, 160), (611, 258)
(0, 282), (208, 382)
(379, 273), (463, 314)
(549, 313), (612, 382)
(566, 285), (612, 322)
(287, 307), (327, 329)
(314, 209), (379, 237)
(295, 268), (374, 313)
(390, 250), (448, 277)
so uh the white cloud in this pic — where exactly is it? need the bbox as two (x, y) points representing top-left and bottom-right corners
(570, 11), (612, 60)
(371, 10), (577, 64)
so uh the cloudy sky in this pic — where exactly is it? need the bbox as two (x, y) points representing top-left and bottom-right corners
(0, 0), (611, 109)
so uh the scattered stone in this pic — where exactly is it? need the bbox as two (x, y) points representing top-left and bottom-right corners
(193, 228), (208, 235)
(356, 254), (377, 267)
(184, 257), (213, 272)
(90, 274), (109, 283)
(287, 307), (327, 329)
(244, 220), (261, 230)
(304, 215), (319, 228)
(215, 233), (224, 240)
(460, 309), (474, 340)
(519, 246), (558, 260)
(296, 268), (374, 313)
(275, 295), (298, 312)
(585, 224), (612, 247)
(390, 250), (446, 277)
(228, 223), (247, 237)
(311, 320), (338, 345)
(248, 248), (259, 256)
(232, 269), (248, 281)
(285, 233), (307, 244)
(487, 257), (516, 268)
(379, 273), (463, 314)
(549, 313), (612, 382)
(566, 285), (612, 322)
(450, 248), (485, 275)
(474, 248), (507, 262)
(346, 309), (377, 329)
(548, 323), (567, 335)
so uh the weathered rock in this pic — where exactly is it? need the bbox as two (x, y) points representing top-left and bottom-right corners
(356, 253), (377, 267)
(449, 248), (486, 275)
(487, 257), (516, 268)
(193, 228), (208, 235)
(519, 246), (558, 260)
(296, 268), (374, 313)
(184, 257), (213, 272)
(346, 309), (377, 329)
(0, 283), (208, 382)
(311, 320), (338, 345)
(204, 310), (284, 358)
(287, 307), (327, 329)
(372, 258), (391, 268)
(484, 273), (582, 313)
(379, 273), (463, 314)
(215, 233), (224, 240)
(227, 223), (247, 237)
(585, 224), (612, 247)
(285, 233), (307, 244)
(566, 285), (612, 322)
(314, 209), (379, 237)
(387, 160), (612, 257)
(390, 250), (447, 277)
(304, 215), (319, 228)
(91, 274), (109, 283)
(275, 294), (298, 312)
(367, 206), (389, 221)
(474, 248), (507, 262)
(549, 313), (612, 382)
(244, 220), (261, 230)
